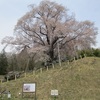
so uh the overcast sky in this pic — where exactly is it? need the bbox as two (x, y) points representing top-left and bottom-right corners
(0, 0), (100, 52)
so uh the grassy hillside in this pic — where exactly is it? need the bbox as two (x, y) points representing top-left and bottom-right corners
(0, 57), (100, 100)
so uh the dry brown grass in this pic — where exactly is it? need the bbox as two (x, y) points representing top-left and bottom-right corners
(0, 57), (100, 100)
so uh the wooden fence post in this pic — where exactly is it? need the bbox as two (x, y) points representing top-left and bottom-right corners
(15, 75), (16, 81)
(68, 60), (69, 65)
(47, 66), (48, 71)
(74, 57), (76, 65)
(52, 63), (54, 69)
(40, 68), (42, 73)
(84, 54), (86, 57)
(25, 73), (26, 77)
(0, 79), (2, 84)
(80, 55), (82, 59)
(33, 70), (35, 75)
(7, 77), (8, 82)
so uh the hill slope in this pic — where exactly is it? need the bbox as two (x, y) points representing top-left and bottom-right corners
(0, 57), (100, 100)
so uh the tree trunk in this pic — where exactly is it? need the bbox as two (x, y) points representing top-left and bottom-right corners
(49, 45), (54, 62)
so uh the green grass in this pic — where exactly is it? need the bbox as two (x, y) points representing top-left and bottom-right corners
(0, 57), (100, 100)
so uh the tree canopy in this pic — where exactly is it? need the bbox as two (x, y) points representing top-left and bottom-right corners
(2, 0), (98, 62)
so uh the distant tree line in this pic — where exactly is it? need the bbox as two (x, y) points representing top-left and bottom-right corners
(0, 48), (100, 75)
(78, 48), (100, 58)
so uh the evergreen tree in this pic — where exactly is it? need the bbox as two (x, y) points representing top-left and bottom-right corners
(0, 50), (8, 75)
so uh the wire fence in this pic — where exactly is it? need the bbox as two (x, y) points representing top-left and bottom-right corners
(0, 54), (86, 84)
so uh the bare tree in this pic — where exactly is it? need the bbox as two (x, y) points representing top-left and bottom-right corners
(2, 0), (98, 62)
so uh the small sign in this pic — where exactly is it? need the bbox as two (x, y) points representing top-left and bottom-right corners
(8, 93), (11, 98)
(51, 90), (58, 96)
(22, 83), (36, 99)
(23, 83), (36, 93)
